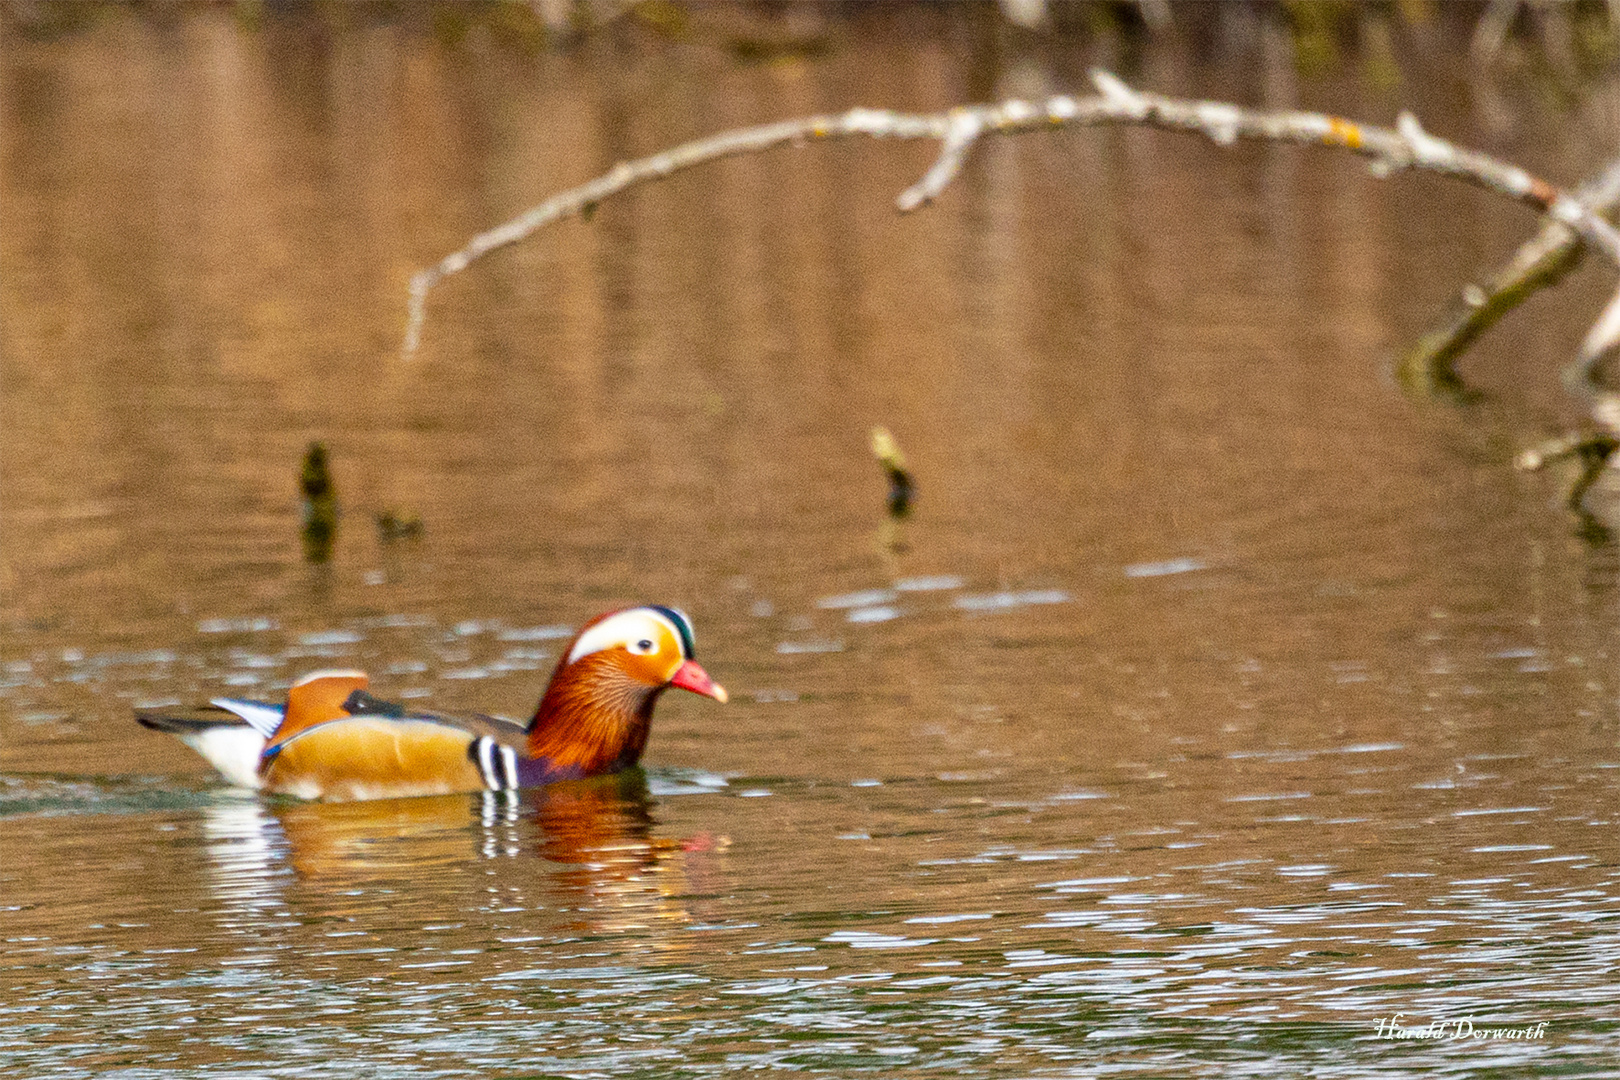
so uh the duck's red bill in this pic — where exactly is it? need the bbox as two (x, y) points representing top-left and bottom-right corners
(670, 660), (728, 703)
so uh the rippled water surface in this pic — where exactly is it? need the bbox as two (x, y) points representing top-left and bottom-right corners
(5, 5), (1620, 1077)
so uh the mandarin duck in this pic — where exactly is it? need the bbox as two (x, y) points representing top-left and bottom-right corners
(136, 606), (726, 802)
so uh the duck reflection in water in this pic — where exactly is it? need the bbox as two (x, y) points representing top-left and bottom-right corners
(200, 771), (727, 936)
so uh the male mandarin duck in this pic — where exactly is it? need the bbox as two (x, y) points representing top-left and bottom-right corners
(135, 606), (726, 802)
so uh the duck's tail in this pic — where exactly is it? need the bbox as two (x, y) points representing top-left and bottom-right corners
(136, 698), (283, 789)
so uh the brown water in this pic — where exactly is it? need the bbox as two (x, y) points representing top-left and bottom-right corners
(4, 5), (1620, 1077)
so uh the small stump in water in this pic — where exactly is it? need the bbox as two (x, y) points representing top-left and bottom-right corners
(301, 441), (337, 563)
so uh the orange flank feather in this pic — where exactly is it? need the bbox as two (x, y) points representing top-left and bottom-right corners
(263, 716), (486, 802)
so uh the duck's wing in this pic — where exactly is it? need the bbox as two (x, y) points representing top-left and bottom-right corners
(310, 693), (528, 748)
(137, 674), (541, 802)
(212, 696), (286, 737)
(260, 694), (533, 802)
(412, 708), (530, 746)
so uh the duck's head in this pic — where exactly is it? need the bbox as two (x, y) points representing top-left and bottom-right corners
(529, 605), (726, 775)
(562, 605), (727, 703)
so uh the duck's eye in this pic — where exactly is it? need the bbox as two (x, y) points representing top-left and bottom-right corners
(629, 638), (657, 655)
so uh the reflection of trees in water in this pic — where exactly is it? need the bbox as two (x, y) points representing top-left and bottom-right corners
(5, 2), (1614, 75)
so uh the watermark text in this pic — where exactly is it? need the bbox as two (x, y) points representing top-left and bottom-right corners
(1373, 1014), (1547, 1042)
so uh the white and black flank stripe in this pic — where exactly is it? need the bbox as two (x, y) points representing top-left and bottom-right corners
(472, 737), (520, 791)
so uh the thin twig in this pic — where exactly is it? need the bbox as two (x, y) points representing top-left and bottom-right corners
(1575, 289), (1620, 418)
(402, 109), (947, 356)
(1515, 427), (1620, 526)
(896, 108), (986, 212)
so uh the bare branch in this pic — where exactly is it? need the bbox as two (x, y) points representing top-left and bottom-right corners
(1516, 431), (1603, 473)
(402, 108), (947, 357)
(1515, 425), (1620, 524)
(1401, 155), (1620, 398)
(1571, 287), (1620, 410)
(401, 70), (1620, 444)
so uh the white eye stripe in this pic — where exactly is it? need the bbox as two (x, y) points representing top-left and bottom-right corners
(566, 609), (682, 665)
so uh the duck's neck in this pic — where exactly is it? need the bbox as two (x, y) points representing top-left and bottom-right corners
(526, 656), (660, 777)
